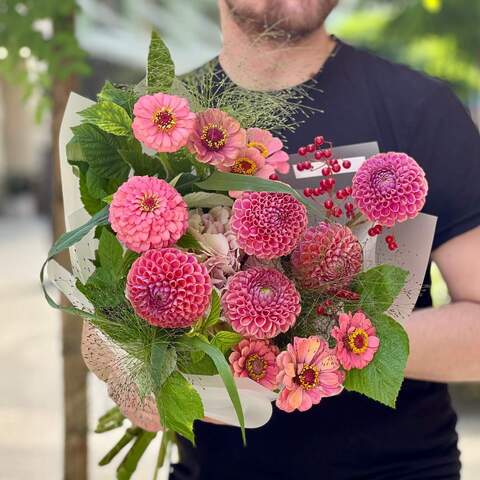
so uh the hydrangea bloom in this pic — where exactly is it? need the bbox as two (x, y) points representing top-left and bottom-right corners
(291, 222), (363, 290)
(230, 191), (308, 259)
(109, 176), (188, 253)
(247, 127), (290, 174)
(352, 152), (428, 227)
(331, 311), (380, 370)
(276, 336), (344, 412)
(127, 248), (212, 328)
(188, 108), (246, 167)
(132, 93), (196, 152)
(229, 338), (279, 390)
(222, 267), (301, 339)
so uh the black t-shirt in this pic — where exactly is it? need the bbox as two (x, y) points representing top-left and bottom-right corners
(171, 40), (480, 480)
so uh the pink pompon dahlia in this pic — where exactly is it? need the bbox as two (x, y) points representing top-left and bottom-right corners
(223, 267), (301, 339)
(276, 336), (344, 413)
(188, 108), (246, 167)
(109, 176), (188, 253)
(126, 248), (212, 328)
(230, 191), (308, 259)
(247, 128), (290, 175)
(132, 93), (196, 152)
(291, 222), (363, 290)
(351, 152), (428, 227)
(331, 311), (380, 370)
(229, 338), (280, 390)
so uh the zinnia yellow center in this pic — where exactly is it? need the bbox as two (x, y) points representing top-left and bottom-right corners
(231, 157), (257, 175)
(201, 124), (228, 151)
(248, 141), (269, 158)
(139, 193), (160, 213)
(347, 328), (369, 354)
(152, 108), (176, 131)
(246, 354), (267, 381)
(298, 364), (319, 390)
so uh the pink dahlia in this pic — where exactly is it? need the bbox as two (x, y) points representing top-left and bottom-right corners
(291, 222), (363, 290)
(109, 176), (188, 253)
(230, 191), (308, 259)
(222, 267), (301, 339)
(351, 152), (428, 227)
(126, 248), (212, 328)
(132, 93), (196, 153)
(331, 311), (380, 370)
(188, 108), (246, 167)
(229, 338), (280, 390)
(247, 128), (290, 174)
(276, 336), (344, 412)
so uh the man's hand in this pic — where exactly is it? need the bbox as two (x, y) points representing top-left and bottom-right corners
(403, 226), (480, 382)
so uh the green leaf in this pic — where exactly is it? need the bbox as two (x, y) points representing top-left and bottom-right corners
(79, 100), (132, 136)
(203, 289), (221, 329)
(86, 167), (108, 199)
(352, 265), (409, 317)
(176, 231), (203, 251)
(98, 81), (138, 116)
(179, 336), (245, 444)
(344, 313), (409, 408)
(116, 430), (157, 479)
(212, 331), (243, 354)
(79, 169), (105, 215)
(97, 229), (124, 279)
(196, 171), (320, 215)
(95, 406), (125, 433)
(121, 250), (140, 277)
(147, 31), (175, 93)
(99, 427), (141, 466)
(118, 142), (166, 177)
(183, 192), (234, 208)
(72, 124), (130, 179)
(155, 371), (204, 444)
(66, 136), (86, 167)
(151, 343), (177, 390)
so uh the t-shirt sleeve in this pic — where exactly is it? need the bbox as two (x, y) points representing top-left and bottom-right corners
(406, 83), (480, 250)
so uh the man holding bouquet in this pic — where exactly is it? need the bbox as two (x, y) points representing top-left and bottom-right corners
(171, 1), (480, 479)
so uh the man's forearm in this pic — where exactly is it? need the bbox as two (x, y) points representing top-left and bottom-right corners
(402, 301), (480, 382)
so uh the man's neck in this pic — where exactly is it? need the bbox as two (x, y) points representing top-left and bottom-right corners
(218, 4), (336, 91)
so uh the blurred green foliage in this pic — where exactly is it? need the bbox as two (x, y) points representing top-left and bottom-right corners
(0, 0), (89, 119)
(335, 0), (480, 99)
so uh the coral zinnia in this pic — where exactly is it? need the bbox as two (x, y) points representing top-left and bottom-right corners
(229, 338), (280, 390)
(188, 108), (246, 167)
(246, 128), (290, 175)
(331, 311), (380, 370)
(109, 176), (188, 253)
(132, 93), (196, 152)
(351, 152), (428, 227)
(223, 267), (301, 339)
(230, 191), (308, 259)
(291, 222), (363, 290)
(126, 248), (212, 328)
(276, 336), (344, 413)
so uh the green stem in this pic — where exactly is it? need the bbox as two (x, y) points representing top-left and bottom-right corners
(95, 406), (125, 433)
(117, 430), (157, 480)
(98, 427), (141, 466)
(153, 430), (175, 480)
(158, 154), (174, 180)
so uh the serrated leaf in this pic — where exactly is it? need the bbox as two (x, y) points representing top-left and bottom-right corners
(151, 343), (177, 390)
(79, 169), (105, 215)
(203, 290), (221, 329)
(72, 124), (130, 180)
(183, 192), (234, 208)
(344, 313), (409, 408)
(97, 229), (124, 279)
(156, 371), (204, 444)
(212, 331), (243, 354)
(86, 167), (108, 199)
(79, 100), (132, 136)
(352, 265), (409, 316)
(147, 31), (175, 93)
(98, 81), (138, 116)
(118, 142), (166, 177)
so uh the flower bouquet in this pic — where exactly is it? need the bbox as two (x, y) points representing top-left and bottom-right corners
(42, 32), (432, 478)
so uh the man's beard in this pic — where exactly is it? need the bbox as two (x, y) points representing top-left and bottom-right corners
(225, 0), (339, 42)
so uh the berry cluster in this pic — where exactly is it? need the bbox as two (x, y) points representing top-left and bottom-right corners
(367, 225), (398, 250)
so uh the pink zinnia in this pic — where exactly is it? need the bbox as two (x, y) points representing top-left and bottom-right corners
(229, 338), (280, 390)
(132, 93), (196, 152)
(247, 128), (290, 174)
(291, 222), (363, 290)
(218, 146), (275, 198)
(188, 108), (246, 167)
(109, 176), (188, 253)
(276, 336), (344, 413)
(223, 267), (301, 339)
(230, 191), (308, 259)
(331, 311), (380, 370)
(126, 248), (212, 328)
(351, 152), (428, 227)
